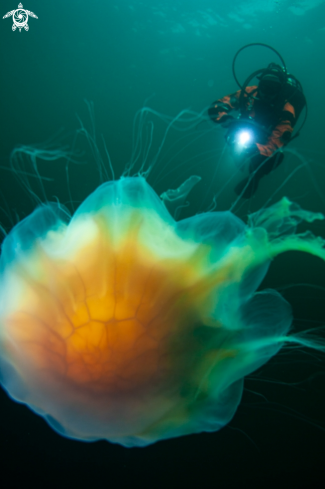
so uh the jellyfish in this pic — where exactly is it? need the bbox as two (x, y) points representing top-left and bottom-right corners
(0, 108), (325, 447)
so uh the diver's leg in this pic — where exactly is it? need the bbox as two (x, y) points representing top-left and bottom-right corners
(234, 152), (284, 198)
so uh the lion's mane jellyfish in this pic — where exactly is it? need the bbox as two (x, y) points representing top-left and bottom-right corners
(0, 108), (325, 447)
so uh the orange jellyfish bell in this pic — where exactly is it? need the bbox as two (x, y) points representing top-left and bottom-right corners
(0, 176), (324, 447)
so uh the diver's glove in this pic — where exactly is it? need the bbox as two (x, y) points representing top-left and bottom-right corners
(220, 115), (235, 128)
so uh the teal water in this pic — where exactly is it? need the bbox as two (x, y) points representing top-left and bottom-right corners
(0, 1), (325, 487)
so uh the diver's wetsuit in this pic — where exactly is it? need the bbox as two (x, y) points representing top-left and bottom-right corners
(209, 86), (296, 198)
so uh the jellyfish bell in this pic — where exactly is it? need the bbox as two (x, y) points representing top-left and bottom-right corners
(0, 107), (325, 447)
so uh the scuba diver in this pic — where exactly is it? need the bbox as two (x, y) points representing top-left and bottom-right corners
(208, 44), (307, 199)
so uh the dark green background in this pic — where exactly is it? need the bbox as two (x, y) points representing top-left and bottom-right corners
(0, 1), (325, 487)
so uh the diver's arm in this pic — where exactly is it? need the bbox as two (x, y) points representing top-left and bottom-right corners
(256, 102), (295, 157)
(208, 90), (241, 123)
